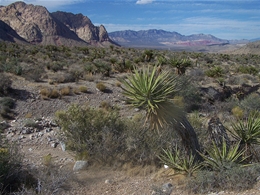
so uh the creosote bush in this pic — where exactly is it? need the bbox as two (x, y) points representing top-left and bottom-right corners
(0, 138), (24, 194)
(0, 73), (12, 95)
(55, 104), (180, 165)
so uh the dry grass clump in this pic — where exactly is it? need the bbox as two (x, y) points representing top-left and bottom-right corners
(39, 88), (52, 99)
(39, 87), (60, 99)
(59, 86), (71, 96)
(96, 82), (106, 92)
(78, 85), (88, 93)
(99, 101), (111, 111)
(49, 89), (60, 98)
(231, 106), (244, 119)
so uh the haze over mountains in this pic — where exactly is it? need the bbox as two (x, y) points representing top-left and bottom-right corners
(0, 1), (257, 52)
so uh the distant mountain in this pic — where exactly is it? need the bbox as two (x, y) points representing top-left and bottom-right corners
(230, 40), (260, 55)
(109, 29), (229, 49)
(0, 1), (116, 47)
(0, 19), (28, 43)
(250, 38), (260, 42)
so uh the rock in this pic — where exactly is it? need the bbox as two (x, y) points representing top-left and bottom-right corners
(60, 141), (66, 151)
(21, 128), (32, 134)
(161, 182), (174, 195)
(105, 179), (113, 184)
(50, 142), (58, 148)
(73, 161), (88, 171)
(0, 121), (10, 130)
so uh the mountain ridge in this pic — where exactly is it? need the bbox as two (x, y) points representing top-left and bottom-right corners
(108, 29), (230, 49)
(0, 1), (115, 47)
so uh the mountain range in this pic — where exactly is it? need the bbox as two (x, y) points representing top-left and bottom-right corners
(0, 1), (254, 51)
(108, 29), (231, 48)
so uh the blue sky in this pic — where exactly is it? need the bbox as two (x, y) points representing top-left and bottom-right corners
(1, 0), (260, 40)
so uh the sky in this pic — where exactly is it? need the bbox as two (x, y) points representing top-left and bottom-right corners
(0, 0), (260, 40)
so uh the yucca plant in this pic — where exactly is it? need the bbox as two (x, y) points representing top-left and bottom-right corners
(119, 65), (180, 129)
(228, 111), (260, 160)
(159, 148), (202, 176)
(169, 57), (192, 75)
(120, 65), (201, 160)
(199, 140), (248, 171)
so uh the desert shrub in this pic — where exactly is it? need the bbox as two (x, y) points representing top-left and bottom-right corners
(0, 97), (15, 119)
(0, 73), (12, 96)
(205, 66), (223, 78)
(49, 89), (60, 99)
(55, 104), (127, 163)
(78, 85), (88, 93)
(46, 61), (64, 72)
(175, 76), (201, 112)
(240, 93), (260, 113)
(59, 86), (71, 96)
(238, 65), (258, 75)
(231, 106), (244, 119)
(39, 88), (60, 99)
(96, 82), (106, 92)
(39, 88), (51, 99)
(186, 164), (260, 194)
(0, 139), (23, 194)
(55, 104), (180, 165)
(99, 101), (112, 111)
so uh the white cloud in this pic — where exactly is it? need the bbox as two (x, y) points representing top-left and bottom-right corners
(136, 0), (153, 5)
(0, 0), (86, 9)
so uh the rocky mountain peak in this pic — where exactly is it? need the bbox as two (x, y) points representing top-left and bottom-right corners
(0, 1), (117, 47)
(51, 11), (115, 45)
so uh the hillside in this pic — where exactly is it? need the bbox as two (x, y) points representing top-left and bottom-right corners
(230, 41), (260, 55)
(0, 1), (115, 47)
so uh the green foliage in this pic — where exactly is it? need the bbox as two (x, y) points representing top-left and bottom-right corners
(158, 148), (202, 176)
(205, 66), (223, 78)
(187, 164), (260, 194)
(175, 76), (202, 112)
(0, 73), (12, 95)
(120, 65), (180, 129)
(0, 97), (15, 119)
(238, 65), (258, 75)
(55, 104), (181, 165)
(55, 104), (126, 162)
(229, 111), (260, 159)
(169, 57), (192, 75)
(199, 140), (248, 171)
(240, 93), (260, 113)
(0, 139), (23, 193)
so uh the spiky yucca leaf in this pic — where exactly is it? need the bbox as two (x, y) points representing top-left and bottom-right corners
(199, 140), (248, 171)
(120, 66), (181, 129)
(158, 148), (202, 176)
(229, 111), (260, 146)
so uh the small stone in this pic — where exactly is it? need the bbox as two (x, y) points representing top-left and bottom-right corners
(60, 141), (66, 151)
(162, 182), (174, 194)
(105, 179), (113, 184)
(28, 148), (33, 152)
(73, 161), (88, 171)
(134, 108), (140, 112)
(51, 142), (58, 148)
(44, 128), (52, 133)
